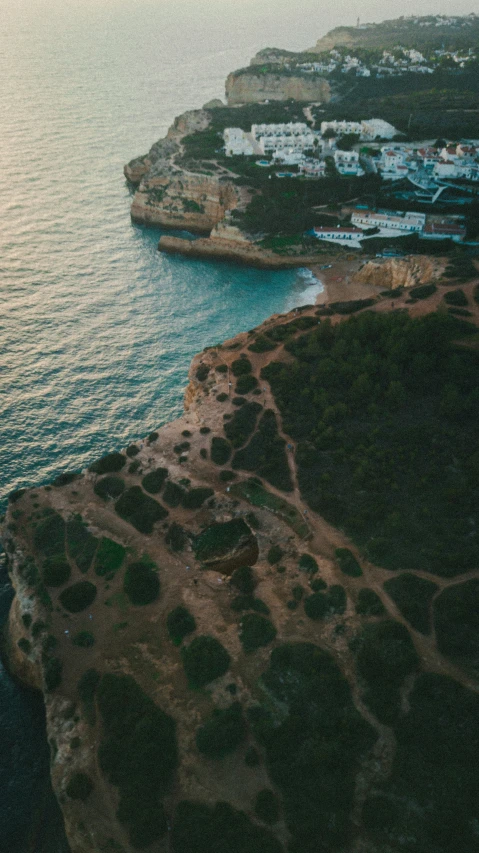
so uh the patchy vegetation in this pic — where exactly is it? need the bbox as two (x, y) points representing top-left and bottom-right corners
(181, 636), (230, 688)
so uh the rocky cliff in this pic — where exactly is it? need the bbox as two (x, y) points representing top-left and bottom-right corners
(225, 71), (330, 105)
(352, 254), (445, 289)
(3, 276), (479, 853)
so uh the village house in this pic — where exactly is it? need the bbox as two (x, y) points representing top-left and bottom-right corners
(351, 209), (426, 233)
(223, 128), (255, 157)
(251, 122), (318, 154)
(320, 119), (398, 141)
(422, 219), (467, 242)
(334, 149), (364, 176)
(313, 225), (364, 247)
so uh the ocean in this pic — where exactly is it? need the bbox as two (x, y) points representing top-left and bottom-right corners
(0, 0), (332, 847)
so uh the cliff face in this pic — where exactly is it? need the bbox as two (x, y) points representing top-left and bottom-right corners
(352, 254), (444, 289)
(225, 71), (330, 105)
(124, 109), (210, 186)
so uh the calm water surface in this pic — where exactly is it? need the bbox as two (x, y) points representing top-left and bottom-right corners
(0, 0), (330, 847)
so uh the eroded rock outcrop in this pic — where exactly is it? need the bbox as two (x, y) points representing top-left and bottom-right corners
(225, 70), (330, 105)
(352, 254), (444, 289)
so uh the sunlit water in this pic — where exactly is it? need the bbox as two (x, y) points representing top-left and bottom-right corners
(0, 0), (329, 847)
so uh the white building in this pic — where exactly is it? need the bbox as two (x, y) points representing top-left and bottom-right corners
(251, 122), (317, 154)
(320, 118), (397, 141)
(351, 210), (426, 233)
(313, 225), (363, 247)
(299, 159), (326, 177)
(334, 149), (364, 176)
(223, 128), (255, 157)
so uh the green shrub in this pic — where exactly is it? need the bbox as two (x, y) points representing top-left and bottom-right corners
(181, 636), (230, 688)
(148, 431), (159, 442)
(9, 488), (26, 503)
(211, 436), (232, 465)
(304, 585), (346, 620)
(94, 475), (125, 500)
(90, 452), (126, 475)
(42, 556), (71, 587)
(216, 392), (228, 402)
(77, 668), (100, 724)
(232, 410), (292, 492)
(18, 638), (31, 654)
(141, 467), (168, 494)
(267, 545), (284, 565)
(355, 588), (386, 616)
(239, 613), (276, 653)
(53, 472), (78, 487)
(248, 335), (277, 353)
(196, 702), (246, 758)
(165, 522), (188, 552)
(444, 288), (468, 306)
(196, 364), (210, 382)
(193, 518), (254, 564)
(216, 364), (228, 373)
(231, 596), (270, 615)
(219, 469), (236, 481)
(95, 537), (126, 578)
(200, 426), (211, 435)
(66, 772), (94, 800)
(224, 401), (262, 448)
(66, 517), (98, 573)
(200, 448), (208, 459)
(31, 620), (47, 639)
(335, 548), (362, 577)
(235, 374), (258, 394)
(230, 565), (256, 595)
(329, 298), (376, 314)
(97, 673), (177, 849)
(115, 486), (168, 534)
(384, 573), (438, 635)
(59, 581), (97, 613)
(126, 444), (140, 458)
(246, 511), (260, 529)
(163, 481), (186, 507)
(310, 577), (327, 591)
(72, 631), (95, 648)
(232, 396), (246, 406)
(44, 656), (63, 692)
(22, 613), (32, 629)
(231, 357), (253, 377)
(255, 789), (279, 824)
(70, 737), (81, 749)
(124, 560), (160, 606)
(182, 487), (214, 509)
(354, 620), (419, 724)
(299, 553), (318, 573)
(171, 800), (282, 853)
(292, 585), (304, 601)
(244, 746), (261, 767)
(433, 579), (479, 662)
(34, 511), (65, 557)
(167, 606), (196, 646)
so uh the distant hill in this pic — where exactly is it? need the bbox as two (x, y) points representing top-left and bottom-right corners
(312, 13), (479, 53)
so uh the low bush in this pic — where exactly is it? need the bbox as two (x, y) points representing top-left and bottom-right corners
(34, 511), (65, 557)
(310, 577), (327, 591)
(211, 437), (232, 465)
(182, 487), (214, 509)
(165, 522), (187, 552)
(163, 481), (186, 507)
(193, 518), (254, 564)
(67, 517), (98, 573)
(444, 288), (468, 306)
(248, 335), (277, 353)
(126, 444), (140, 458)
(31, 620), (47, 639)
(267, 545), (284, 565)
(22, 613), (32, 629)
(148, 431), (159, 442)
(196, 364), (210, 381)
(196, 702), (246, 758)
(200, 426), (211, 434)
(231, 357), (253, 377)
(44, 656), (63, 692)
(167, 606), (196, 646)
(18, 638), (31, 654)
(235, 374), (258, 394)
(219, 469), (236, 481)
(232, 396), (246, 406)
(355, 588), (386, 616)
(433, 579), (479, 662)
(95, 537), (125, 578)
(141, 467), (168, 494)
(304, 585), (346, 620)
(42, 556), (71, 587)
(94, 475), (125, 500)
(216, 364), (228, 374)
(232, 410), (293, 492)
(72, 631), (95, 648)
(224, 401), (262, 448)
(90, 452), (126, 475)
(299, 553), (318, 574)
(384, 573), (438, 635)
(181, 636), (230, 688)
(115, 486), (168, 534)
(409, 284), (437, 300)
(53, 472), (78, 487)
(230, 565), (256, 595)
(329, 298), (376, 314)
(239, 613), (276, 653)
(124, 559), (160, 606)
(60, 581), (97, 613)
(66, 772), (94, 800)
(77, 668), (100, 725)
(335, 548), (362, 577)
(255, 789), (279, 824)
(216, 392), (228, 402)
(231, 595), (270, 614)
(171, 800), (282, 853)
(97, 673), (177, 849)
